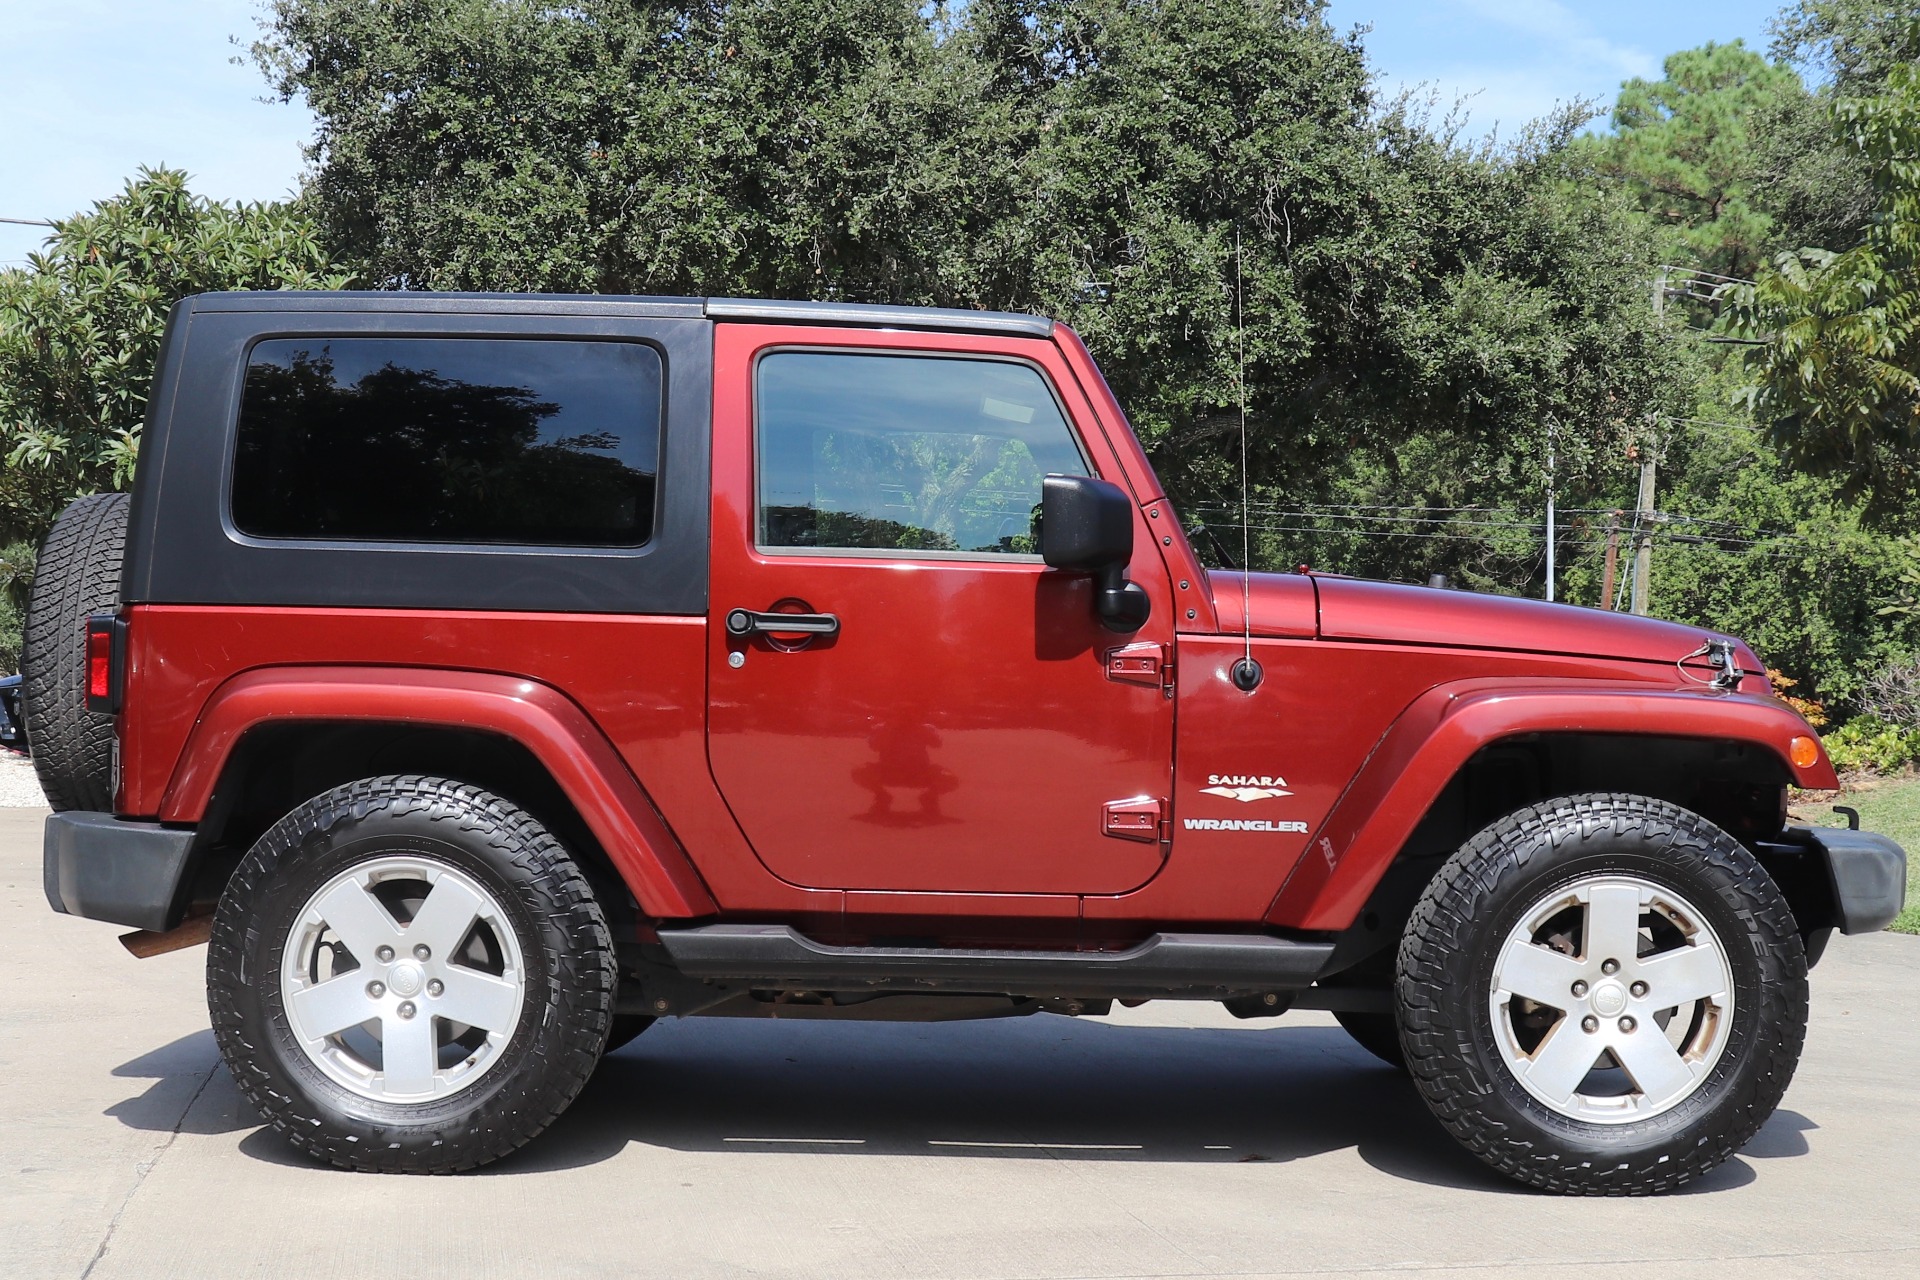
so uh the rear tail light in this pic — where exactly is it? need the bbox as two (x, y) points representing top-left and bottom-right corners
(85, 614), (124, 714)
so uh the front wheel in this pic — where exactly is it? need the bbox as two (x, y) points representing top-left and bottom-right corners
(208, 776), (617, 1173)
(1398, 794), (1808, 1195)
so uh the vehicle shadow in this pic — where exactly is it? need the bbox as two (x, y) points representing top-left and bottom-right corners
(118, 1016), (1794, 1193)
(368, 1016), (1795, 1191)
(535, 1018), (1514, 1187)
(103, 1028), (246, 1138)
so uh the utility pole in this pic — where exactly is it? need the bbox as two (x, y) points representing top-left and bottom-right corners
(1545, 419), (1557, 602)
(1630, 436), (1657, 615)
(1630, 268), (1671, 618)
(1600, 511), (1621, 610)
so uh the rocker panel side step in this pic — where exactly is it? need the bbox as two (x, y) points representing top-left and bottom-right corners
(655, 925), (1335, 998)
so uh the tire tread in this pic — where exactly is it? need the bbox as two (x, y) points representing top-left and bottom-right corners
(22, 492), (129, 812)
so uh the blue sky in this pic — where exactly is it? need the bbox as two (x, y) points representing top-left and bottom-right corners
(1331, 0), (1776, 137)
(0, 0), (1781, 268)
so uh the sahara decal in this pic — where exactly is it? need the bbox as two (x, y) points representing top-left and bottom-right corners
(1199, 772), (1292, 803)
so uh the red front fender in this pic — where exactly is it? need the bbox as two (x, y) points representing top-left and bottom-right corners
(1266, 680), (1836, 931)
(159, 666), (718, 919)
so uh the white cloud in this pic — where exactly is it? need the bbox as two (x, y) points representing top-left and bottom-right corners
(1454, 0), (1661, 80)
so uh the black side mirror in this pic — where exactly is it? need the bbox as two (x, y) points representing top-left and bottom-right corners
(1040, 474), (1152, 633)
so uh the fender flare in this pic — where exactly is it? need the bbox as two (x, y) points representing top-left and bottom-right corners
(159, 666), (718, 919)
(1267, 679), (1836, 931)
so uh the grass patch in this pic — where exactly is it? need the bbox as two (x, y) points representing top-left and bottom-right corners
(1792, 774), (1920, 935)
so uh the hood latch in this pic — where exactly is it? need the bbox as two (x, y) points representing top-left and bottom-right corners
(1706, 638), (1743, 690)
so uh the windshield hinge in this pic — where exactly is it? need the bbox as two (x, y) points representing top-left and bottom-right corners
(1106, 642), (1172, 692)
(1103, 796), (1169, 843)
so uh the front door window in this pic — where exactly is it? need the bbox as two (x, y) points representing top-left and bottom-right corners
(755, 351), (1088, 557)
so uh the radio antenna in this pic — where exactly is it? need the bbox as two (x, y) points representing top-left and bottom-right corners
(1229, 227), (1262, 693)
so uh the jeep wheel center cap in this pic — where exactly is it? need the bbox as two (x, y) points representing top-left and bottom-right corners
(387, 961), (425, 998)
(1590, 980), (1628, 1017)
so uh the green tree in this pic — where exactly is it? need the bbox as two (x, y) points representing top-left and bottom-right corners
(253, 0), (979, 299)
(259, 0), (1679, 558)
(1580, 41), (1807, 283)
(1751, 84), (1878, 255)
(0, 167), (353, 545)
(1732, 61), (1920, 522)
(1771, 1), (1920, 94)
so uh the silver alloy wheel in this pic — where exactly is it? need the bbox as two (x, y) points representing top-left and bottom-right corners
(1489, 875), (1734, 1124)
(280, 854), (526, 1103)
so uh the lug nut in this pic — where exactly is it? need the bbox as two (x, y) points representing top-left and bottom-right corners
(1601, 958), (1620, 975)
(366, 980), (386, 999)
(1619, 1016), (1637, 1033)
(1571, 980), (1588, 997)
(1581, 1015), (1599, 1033)
(413, 944), (431, 961)
(376, 945), (395, 963)
(397, 1001), (416, 1020)
(426, 979), (444, 998)
(1630, 981), (1648, 998)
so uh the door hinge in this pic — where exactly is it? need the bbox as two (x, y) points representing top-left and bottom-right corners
(1103, 796), (1169, 843)
(1105, 642), (1171, 690)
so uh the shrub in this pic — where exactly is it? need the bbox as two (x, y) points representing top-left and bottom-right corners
(1861, 654), (1920, 728)
(0, 540), (33, 674)
(1822, 714), (1920, 775)
(1768, 668), (1828, 728)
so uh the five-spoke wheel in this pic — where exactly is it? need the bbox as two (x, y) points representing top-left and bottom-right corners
(282, 856), (527, 1103)
(1490, 876), (1733, 1123)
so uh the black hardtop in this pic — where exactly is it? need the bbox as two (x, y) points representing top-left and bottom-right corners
(187, 291), (1056, 339)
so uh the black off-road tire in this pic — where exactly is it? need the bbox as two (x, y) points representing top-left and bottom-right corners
(1333, 1009), (1406, 1070)
(1398, 793), (1808, 1195)
(208, 776), (616, 1173)
(21, 492), (129, 811)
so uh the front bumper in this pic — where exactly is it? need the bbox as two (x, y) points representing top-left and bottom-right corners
(43, 812), (197, 933)
(1761, 825), (1908, 938)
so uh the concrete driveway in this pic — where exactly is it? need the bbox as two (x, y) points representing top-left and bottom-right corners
(3, 805), (1917, 1279)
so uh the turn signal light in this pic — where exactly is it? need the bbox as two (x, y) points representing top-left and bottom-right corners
(1789, 735), (1821, 770)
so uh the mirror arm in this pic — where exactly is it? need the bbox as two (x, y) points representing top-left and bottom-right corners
(1092, 565), (1152, 634)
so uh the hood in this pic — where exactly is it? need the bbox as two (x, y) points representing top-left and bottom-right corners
(1312, 576), (1762, 672)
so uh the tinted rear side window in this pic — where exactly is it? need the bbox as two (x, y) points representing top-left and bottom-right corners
(233, 337), (661, 546)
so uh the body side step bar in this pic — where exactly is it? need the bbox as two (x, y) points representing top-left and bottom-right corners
(655, 925), (1335, 999)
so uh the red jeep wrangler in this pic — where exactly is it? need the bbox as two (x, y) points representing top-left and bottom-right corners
(28, 293), (1905, 1193)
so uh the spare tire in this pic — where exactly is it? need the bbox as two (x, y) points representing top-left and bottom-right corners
(22, 492), (130, 811)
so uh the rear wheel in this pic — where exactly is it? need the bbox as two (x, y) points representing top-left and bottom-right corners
(21, 492), (129, 811)
(1398, 794), (1807, 1195)
(208, 776), (616, 1172)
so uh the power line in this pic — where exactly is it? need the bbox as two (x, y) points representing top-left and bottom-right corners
(1658, 264), (1756, 286)
(1231, 502), (1528, 513)
(1191, 508), (1542, 531)
(1663, 415), (1763, 433)
(0, 216), (54, 227)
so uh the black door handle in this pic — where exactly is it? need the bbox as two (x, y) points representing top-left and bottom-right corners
(725, 608), (840, 638)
